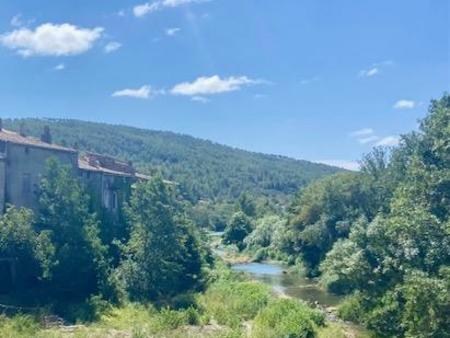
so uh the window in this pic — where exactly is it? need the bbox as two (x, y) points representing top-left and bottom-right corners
(22, 173), (31, 194)
(112, 192), (118, 211)
(0, 141), (6, 153)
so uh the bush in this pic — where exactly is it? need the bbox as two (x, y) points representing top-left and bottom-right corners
(0, 314), (40, 338)
(252, 298), (324, 338)
(199, 280), (269, 327)
(337, 294), (365, 323)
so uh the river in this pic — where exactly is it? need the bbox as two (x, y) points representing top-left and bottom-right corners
(231, 262), (342, 307)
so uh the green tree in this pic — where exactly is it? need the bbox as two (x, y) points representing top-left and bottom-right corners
(117, 177), (205, 301)
(223, 211), (253, 251)
(0, 207), (53, 289)
(238, 192), (257, 217)
(287, 172), (378, 275)
(37, 159), (108, 299)
(319, 94), (450, 337)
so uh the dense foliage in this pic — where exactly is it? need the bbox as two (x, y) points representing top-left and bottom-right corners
(290, 94), (449, 337)
(3, 118), (341, 205)
(37, 159), (109, 299)
(0, 160), (210, 315)
(231, 94), (449, 337)
(116, 177), (206, 301)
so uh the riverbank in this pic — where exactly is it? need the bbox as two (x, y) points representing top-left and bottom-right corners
(210, 236), (373, 338)
(0, 262), (374, 338)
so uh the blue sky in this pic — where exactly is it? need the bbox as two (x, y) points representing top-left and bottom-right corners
(0, 0), (448, 170)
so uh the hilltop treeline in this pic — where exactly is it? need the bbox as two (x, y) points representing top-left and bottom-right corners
(3, 118), (341, 205)
(233, 94), (450, 337)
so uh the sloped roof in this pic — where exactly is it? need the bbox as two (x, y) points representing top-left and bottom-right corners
(78, 157), (135, 177)
(0, 129), (76, 153)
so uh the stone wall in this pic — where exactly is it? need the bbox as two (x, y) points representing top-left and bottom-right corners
(4, 143), (78, 212)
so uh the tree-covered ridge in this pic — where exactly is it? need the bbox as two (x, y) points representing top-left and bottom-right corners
(238, 93), (450, 337)
(3, 118), (342, 203)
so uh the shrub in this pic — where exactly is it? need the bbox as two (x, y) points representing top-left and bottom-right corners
(337, 293), (365, 323)
(199, 280), (269, 327)
(0, 314), (40, 338)
(252, 298), (324, 338)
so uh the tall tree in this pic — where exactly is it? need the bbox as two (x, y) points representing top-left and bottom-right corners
(117, 177), (204, 301)
(37, 159), (108, 299)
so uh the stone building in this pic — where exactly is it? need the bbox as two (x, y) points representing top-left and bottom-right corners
(0, 120), (147, 216)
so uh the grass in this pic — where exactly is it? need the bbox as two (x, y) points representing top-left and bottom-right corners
(318, 323), (375, 338)
(251, 298), (325, 338)
(0, 264), (375, 338)
(199, 280), (270, 328)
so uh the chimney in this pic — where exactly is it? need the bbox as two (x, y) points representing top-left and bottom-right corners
(0, 118), (2, 131)
(41, 125), (52, 144)
(19, 122), (26, 137)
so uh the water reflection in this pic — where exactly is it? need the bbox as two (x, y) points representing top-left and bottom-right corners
(232, 262), (341, 307)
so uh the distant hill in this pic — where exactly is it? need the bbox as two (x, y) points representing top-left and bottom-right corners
(3, 118), (343, 203)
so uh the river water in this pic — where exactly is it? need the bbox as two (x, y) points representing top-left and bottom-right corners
(231, 262), (342, 307)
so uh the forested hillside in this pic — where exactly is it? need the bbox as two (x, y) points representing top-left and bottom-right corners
(3, 118), (341, 203)
(239, 94), (450, 337)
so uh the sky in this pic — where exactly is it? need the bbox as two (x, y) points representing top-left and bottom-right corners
(0, 0), (448, 170)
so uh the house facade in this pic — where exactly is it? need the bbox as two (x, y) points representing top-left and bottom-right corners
(0, 120), (146, 216)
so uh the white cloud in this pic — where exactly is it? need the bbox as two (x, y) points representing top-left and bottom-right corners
(10, 14), (23, 27)
(171, 75), (263, 96)
(191, 96), (210, 103)
(376, 136), (400, 147)
(358, 135), (379, 144)
(133, 3), (160, 17)
(104, 41), (122, 53)
(316, 160), (360, 171)
(54, 63), (65, 71)
(0, 23), (103, 57)
(358, 67), (379, 77)
(133, 0), (209, 17)
(165, 27), (181, 36)
(358, 60), (394, 78)
(393, 99), (416, 109)
(350, 128), (380, 145)
(112, 85), (153, 99)
(350, 128), (374, 137)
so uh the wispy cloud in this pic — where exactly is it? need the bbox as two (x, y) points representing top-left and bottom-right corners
(350, 128), (375, 137)
(358, 60), (394, 78)
(375, 136), (400, 147)
(112, 85), (154, 99)
(358, 67), (379, 77)
(53, 63), (65, 71)
(165, 27), (180, 36)
(350, 128), (398, 147)
(170, 75), (264, 96)
(358, 135), (379, 144)
(316, 160), (360, 171)
(104, 41), (122, 53)
(10, 14), (23, 27)
(191, 96), (210, 103)
(134, 0), (209, 17)
(393, 99), (416, 109)
(0, 23), (103, 57)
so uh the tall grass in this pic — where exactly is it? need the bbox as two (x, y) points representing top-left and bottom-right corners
(199, 280), (270, 328)
(251, 298), (325, 338)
